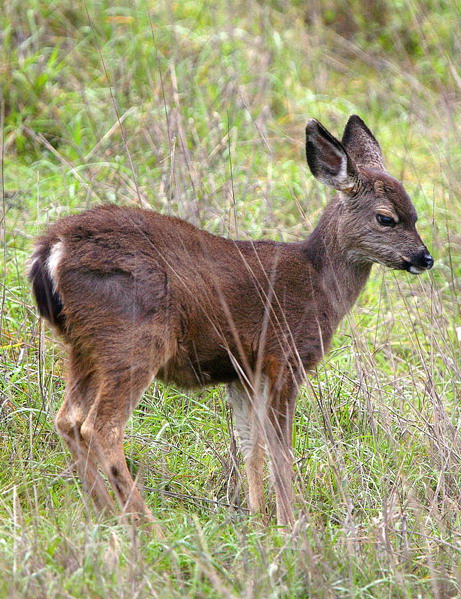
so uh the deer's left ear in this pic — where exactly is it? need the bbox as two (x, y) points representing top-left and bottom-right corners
(306, 119), (359, 192)
(342, 115), (385, 170)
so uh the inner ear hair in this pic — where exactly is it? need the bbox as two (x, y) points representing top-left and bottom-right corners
(306, 119), (359, 191)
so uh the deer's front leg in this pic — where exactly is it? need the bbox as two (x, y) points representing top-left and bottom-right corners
(228, 382), (266, 518)
(263, 364), (298, 527)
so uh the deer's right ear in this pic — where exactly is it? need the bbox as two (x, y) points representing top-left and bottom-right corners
(305, 119), (359, 192)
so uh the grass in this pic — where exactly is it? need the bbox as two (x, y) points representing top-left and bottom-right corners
(2, 0), (461, 596)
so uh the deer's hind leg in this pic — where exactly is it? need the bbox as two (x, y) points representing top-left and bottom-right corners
(55, 349), (114, 512)
(78, 328), (173, 529)
(80, 371), (152, 523)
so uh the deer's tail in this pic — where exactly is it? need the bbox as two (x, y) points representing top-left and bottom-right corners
(28, 239), (65, 330)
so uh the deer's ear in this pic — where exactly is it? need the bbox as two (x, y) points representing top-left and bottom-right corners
(306, 119), (359, 192)
(342, 115), (384, 170)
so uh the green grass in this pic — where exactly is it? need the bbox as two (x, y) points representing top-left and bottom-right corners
(2, 0), (461, 596)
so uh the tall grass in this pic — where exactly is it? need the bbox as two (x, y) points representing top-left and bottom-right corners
(1, 0), (461, 596)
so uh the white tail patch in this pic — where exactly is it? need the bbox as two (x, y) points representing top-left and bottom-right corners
(47, 241), (64, 291)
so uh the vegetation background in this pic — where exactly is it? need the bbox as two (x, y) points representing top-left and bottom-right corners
(1, 0), (461, 596)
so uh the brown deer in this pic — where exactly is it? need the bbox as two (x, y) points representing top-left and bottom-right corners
(29, 116), (433, 530)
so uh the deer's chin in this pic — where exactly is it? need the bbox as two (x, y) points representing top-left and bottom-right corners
(374, 258), (422, 273)
(400, 259), (424, 275)
(370, 257), (408, 270)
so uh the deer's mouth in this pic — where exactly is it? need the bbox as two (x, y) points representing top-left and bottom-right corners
(400, 256), (432, 275)
(399, 259), (423, 274)
(406, 264), (424, 275)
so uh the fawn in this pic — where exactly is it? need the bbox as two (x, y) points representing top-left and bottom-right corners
(29, 115), (433, 529)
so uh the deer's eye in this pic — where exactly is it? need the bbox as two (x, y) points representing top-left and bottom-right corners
(376, 214), (396, 227)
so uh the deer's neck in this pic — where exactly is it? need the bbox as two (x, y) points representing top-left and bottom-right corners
(302, 198), (372, 322)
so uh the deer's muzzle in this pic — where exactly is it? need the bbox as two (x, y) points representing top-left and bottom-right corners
(402, 249), (434, 274)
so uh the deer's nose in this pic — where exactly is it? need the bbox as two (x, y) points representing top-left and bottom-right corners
(415, 250), (434, 270)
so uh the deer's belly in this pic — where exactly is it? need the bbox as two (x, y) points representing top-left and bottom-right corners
(157, 351), (240, 388)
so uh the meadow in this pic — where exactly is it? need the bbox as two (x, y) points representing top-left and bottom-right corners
(1, 0), (461, 596)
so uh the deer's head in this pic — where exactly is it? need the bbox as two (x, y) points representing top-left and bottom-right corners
(306, 115), (433, 274)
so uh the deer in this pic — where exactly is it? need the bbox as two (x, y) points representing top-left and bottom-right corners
(29, 115), (433, 531)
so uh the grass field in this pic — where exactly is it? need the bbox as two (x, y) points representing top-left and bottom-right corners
(2, 0), (461, 596)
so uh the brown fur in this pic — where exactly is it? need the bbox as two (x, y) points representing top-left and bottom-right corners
(29, 115), (433, 529)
